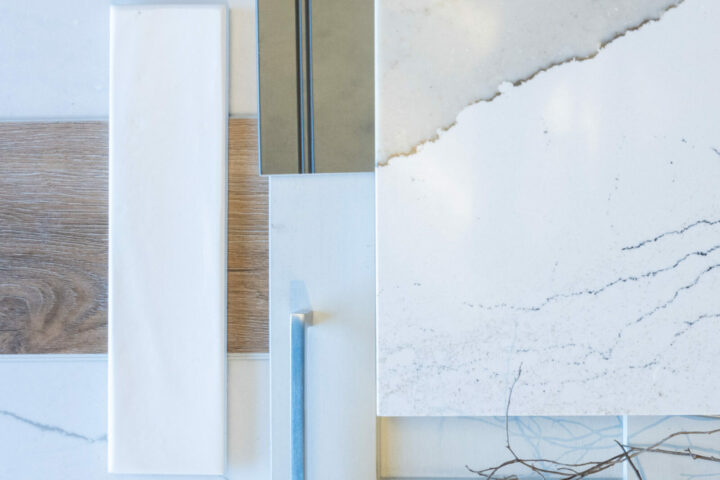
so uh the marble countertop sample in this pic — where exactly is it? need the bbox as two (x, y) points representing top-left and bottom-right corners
(377, 0), (720, 416)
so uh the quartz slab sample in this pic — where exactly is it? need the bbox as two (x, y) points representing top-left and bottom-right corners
(109, 5), (227, 474)
(376, 0), (680, 164)
(377, 0), (720, 416)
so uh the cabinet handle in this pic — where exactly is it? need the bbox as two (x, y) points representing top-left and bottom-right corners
(291, 311), (312, 480)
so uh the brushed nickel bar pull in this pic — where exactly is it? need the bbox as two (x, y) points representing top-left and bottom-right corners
(291, 311), (312, 480)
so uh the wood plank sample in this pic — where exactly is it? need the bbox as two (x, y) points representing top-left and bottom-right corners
(0, 121), (108, 353)
(0, 119), (267, 354)
(228, 118), (268, 353)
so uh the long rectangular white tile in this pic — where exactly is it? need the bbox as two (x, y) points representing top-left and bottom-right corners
(109, 5), (227, 474)
(376, 0), (720, 416)
(0, 354), (269, 480)
(0, 0), (258, 119)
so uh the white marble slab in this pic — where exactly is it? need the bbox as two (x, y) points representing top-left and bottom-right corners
(377, 0), (720, 416)
(109, 5), (227, 474)
(0, 355), (269, 480)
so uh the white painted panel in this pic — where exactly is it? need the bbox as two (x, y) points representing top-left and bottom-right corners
(0, 355), (270, 480)
(269, 174), (376, 480)
(109, 5), (227, 474)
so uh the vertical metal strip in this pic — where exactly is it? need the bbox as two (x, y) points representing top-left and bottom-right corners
(295, 0), (314, 173)
(294, 0), (305, 173)
(304, 0), (315, 173)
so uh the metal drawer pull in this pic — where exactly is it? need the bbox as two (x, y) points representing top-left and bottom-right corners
(291, 311), (312, 480)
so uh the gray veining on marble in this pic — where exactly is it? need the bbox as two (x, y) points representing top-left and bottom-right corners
(377, 0), (720, 416)
(0, 409), (107, 443)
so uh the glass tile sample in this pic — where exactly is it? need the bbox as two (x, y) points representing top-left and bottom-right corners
(627, 415), (720, 479)
(380, 416), (624, 479)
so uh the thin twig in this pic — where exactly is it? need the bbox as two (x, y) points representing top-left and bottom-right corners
(616, 440), (643, 480)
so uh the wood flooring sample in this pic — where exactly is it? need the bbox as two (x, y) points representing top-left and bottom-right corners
(228, 118), (268, 352)
(0, 122), (108, 353)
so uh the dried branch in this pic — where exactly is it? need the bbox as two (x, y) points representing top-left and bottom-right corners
(615, 440), (642, 480)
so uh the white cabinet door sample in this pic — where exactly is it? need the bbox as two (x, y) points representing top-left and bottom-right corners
(108, 5), (227, 474)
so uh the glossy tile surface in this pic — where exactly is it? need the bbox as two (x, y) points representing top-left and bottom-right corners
(109, 5), (227, 473)
(377, 0), (720, 416)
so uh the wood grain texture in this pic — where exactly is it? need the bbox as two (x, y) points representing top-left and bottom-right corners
(0, 119), (268, 353)
(228, 118), (268, 352)
(0, 122), (108, 353)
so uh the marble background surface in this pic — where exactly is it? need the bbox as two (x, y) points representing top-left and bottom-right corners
(377, 0), (720, 416)
(0, 355), (269, 479)
(3, 356), (718, 479)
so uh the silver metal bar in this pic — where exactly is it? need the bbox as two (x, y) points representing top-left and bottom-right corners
(296, 0), (314, 173)
(291, 311), (312, 480)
